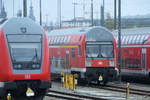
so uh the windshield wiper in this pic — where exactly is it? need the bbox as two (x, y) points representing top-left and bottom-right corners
(31, 48), (39, 63)
(11, 50), (16, 63)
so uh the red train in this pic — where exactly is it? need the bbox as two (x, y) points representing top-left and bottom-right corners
(114, 27), (150, 78)
(0, 18), (51, 99)
(47, 27), (118, 84)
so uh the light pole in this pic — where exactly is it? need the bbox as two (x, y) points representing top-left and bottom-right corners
(101, 0), (105, 26)
(114, 0), (117, 30)
(91, 0), (93, 26)
(118, 0), (121, 83)
(23, 0), (27, 17)
(40, 0), (42, 25)
(72, 2), (77, 27)
(13, 0), (14, 16)
(57, 0), (61, 28)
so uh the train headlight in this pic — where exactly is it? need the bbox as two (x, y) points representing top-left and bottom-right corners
(109, 61), (115, 66)
(14, 64), (22, 69)
(36, 64), (40, 69)
(18, 64), (22, 68)
(85, 60), (91, 66)
(14, 65), (18, 69)
(32, 64), (36, 68)
(32, 64), (40, 69)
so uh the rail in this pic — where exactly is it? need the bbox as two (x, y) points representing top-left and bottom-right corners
(46, 90), (109, 100)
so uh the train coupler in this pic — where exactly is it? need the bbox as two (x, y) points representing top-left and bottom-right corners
(26, 87), (35, 97)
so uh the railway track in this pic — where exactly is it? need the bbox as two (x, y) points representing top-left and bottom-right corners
(46, 90), (109, 100)
(90, 84), (150, 97)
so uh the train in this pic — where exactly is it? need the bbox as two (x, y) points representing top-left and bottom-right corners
(0, 18), (51, 100)
(47, 26), (118, 84)
(114, 27), (150, 79)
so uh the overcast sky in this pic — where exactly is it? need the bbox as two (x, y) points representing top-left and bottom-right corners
(3, 0), (150, 24)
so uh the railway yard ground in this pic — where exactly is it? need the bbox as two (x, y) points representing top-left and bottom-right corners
(43, 81), (150, 100)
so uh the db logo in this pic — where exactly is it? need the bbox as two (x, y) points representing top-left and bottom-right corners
(98, 62), (103, 65)
(25, 74), (31, 79)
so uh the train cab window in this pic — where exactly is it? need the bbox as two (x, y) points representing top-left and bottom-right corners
(72, 48), (75, 58)
(78, 45), (81, 56)
(7, 34), (42, 70)
(86, 42), (114, 59)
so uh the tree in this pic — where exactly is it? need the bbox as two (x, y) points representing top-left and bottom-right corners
(104, 13), (114, 30)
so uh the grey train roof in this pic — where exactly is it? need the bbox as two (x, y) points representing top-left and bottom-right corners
(1, 17), (44, 35)
(113, 27), (150, 44)
(47, 26), (114, 42)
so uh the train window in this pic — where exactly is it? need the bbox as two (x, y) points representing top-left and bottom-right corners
(78, 45), (81, 56)
(143, 35), (149, 44)
(140, 35), (145, 44)
(122, 36), (126, 44)
(126, 35), (130, 44)
(86, 43), (114, 59)
(7, 34), (42, 70)
(52, 37), (54, 45)
(128, 35), (133, 44)
(72, 48), (75, 58)
(57, 37), (60, 44)
(48, 37), (51, 45)
(115, 36), (118, 44)
(136, 35), (141, 44)
(124, 35), (128, 44)
(67, 36), (71, 44)
(132, 35), (137, 44)
(59, 37), (63, 44)
(53, 37), (56, 45)
(63, 36), (67, 44)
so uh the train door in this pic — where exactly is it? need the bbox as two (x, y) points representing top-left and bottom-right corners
(66, 50), (70, 73)
(142, 48), (146, 73)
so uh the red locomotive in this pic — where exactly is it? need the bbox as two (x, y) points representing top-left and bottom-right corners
(47, 27), (118, 84)
(114, 27), (150, 78)
(0, 18), (51, 100)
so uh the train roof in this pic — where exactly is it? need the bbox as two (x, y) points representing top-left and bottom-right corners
(113, 27), (150, 35)
(113, 27), (150, 44)
(0, 17), (43, 35)
(47, 26), (114, 42)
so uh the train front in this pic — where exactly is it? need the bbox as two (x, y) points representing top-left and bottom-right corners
(0, 18), (51, 99)
(85, 27), (118, 84)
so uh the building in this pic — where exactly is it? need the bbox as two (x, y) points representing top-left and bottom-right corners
(61, 17), (101, 27)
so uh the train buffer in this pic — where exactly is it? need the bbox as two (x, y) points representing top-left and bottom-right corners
(61, 72), (78, 90)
